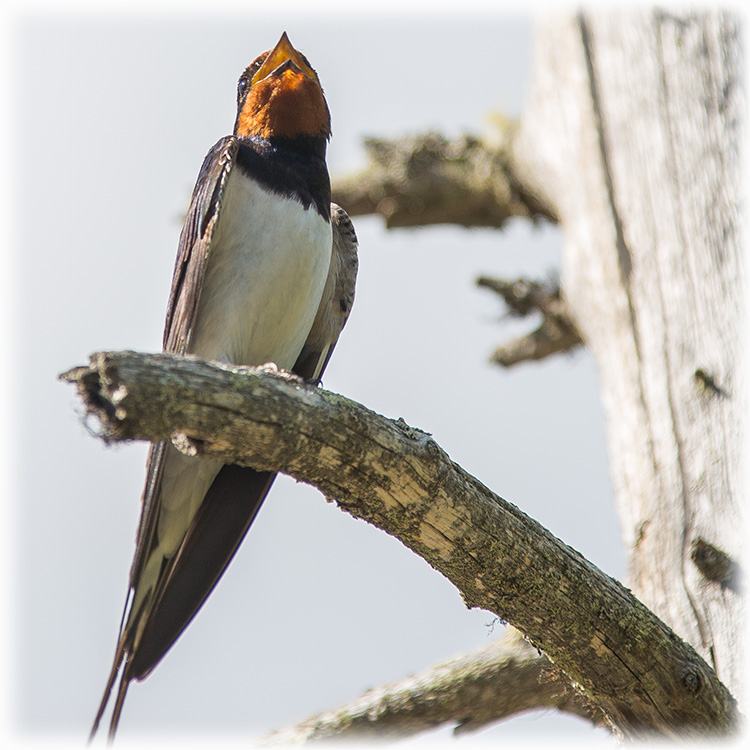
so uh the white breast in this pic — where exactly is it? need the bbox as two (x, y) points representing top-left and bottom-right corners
(189, 170), (332, 370)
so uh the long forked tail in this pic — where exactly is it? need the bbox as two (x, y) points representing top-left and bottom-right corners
(89, 638), (130, 742)
(90, 465), (276, 741)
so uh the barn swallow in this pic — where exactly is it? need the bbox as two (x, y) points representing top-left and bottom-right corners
(90, 32), (358, 740)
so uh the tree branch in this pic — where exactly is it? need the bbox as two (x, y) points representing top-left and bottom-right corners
(60, 351), (738, 739)
(261, 629), (608, 744)
(331, 129), (557, 229)
(476, 276), (583, 367)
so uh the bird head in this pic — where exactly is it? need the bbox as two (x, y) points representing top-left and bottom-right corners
(234, 32), (331, 142)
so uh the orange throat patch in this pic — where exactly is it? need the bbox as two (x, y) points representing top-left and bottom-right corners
(235, 69), (329, 140)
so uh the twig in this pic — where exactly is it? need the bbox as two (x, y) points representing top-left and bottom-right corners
(476, 276), (583, 366)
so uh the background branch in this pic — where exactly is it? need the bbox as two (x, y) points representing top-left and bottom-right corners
(476, 276), (583, 366)
(331, 129), (557, 229)
(61, 351), (737, 739)
(261, 629), (607, 744)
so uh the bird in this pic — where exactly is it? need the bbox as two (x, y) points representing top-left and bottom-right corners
(90, 32), (358, 741)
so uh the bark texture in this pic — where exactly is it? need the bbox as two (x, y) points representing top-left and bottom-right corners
(512, 10), (745, 705)
(61, 351), (737, 738)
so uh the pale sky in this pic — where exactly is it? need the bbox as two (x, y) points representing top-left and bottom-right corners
(9, 8), (623, 747)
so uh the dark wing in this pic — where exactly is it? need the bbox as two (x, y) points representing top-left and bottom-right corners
(128, 465), (275, 679)
(91, 136), (239, 740)
(293, 204), (359, 382)
(164, 136), (239, 355)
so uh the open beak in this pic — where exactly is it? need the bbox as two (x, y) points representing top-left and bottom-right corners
(251, 32), (318, 85)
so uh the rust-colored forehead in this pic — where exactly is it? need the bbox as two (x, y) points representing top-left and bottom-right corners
(249, 50), (270, 73)
(237, 51), (270, 88)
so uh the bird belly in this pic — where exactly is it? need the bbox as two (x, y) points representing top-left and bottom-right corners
(189, 172), (333, 369)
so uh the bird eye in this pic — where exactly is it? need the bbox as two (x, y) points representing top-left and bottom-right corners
(237, 77), (249, 102)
